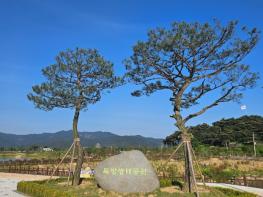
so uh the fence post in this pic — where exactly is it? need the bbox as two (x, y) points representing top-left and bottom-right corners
(244, 175), (247, 186)
(36, 167), (39, 175)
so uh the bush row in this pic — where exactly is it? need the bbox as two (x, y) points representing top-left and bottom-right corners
(17, 180), (76, 197)
(214, 187), (257, 197)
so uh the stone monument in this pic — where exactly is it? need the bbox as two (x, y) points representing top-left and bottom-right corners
(94, 150), (160, 193)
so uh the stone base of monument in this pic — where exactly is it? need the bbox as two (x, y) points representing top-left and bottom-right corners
(94, 150), (160, 193)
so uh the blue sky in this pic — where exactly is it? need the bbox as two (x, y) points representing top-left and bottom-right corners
(0, 0), (262, 138)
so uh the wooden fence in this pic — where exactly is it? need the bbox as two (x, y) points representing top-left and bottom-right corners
(225, 176), (263, 189)
(0, 164), (69, 176)
(0, 158), (102, 166)
(1, 158), (262, 189)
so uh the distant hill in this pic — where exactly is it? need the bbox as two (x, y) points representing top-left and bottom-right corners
(0, 130), (163, 148)
(164, 115), (263, 146)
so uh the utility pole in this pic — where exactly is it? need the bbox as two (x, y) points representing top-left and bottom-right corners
(160, 144), (163, 160)
(253, 132), (256, 157)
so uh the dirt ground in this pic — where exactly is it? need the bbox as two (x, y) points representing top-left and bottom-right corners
(0, 172), (57, 180)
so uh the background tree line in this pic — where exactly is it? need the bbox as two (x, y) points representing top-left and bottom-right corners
(164, 115), (263, 146)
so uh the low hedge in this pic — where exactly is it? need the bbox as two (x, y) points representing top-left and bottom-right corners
(214, 187), (257, 197)
(17, 179), (76, 197)
(17, 178), (257, 197)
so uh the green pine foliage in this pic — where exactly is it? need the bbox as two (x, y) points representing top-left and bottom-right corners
(27, 48), (122, 112)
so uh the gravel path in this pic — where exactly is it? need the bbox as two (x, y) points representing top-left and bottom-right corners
(0, 173), (56, 197)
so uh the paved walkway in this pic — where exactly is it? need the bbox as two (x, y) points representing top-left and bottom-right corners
(202, 182), (263, 196)
(0, 178), (24, 197)
(0, 173), (56, 197)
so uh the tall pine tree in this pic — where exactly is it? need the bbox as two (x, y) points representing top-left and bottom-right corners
(28, 48), (121, 185)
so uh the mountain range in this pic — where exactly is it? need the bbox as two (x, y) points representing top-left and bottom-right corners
(0, 130), (163, 148)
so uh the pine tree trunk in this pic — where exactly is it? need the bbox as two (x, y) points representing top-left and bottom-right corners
(176, 118), (195, 193)
(181, 133), (195, 192)
(183, 141), (192, 192)
(73, 140), (84, 186)
(172, 90), (198, 194)
(72, 108), (84, 186)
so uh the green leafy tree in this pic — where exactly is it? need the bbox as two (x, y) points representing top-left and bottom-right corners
(125, 21), (259, 193)
(28, 48), (121, 185)
(192, 115), (263, 146)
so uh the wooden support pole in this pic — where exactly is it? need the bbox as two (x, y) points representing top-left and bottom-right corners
(163, 142), (183, 166)
(253, 132), (256, 157)
(48, 142), (74, 182)
(68, 141), (76, 185)
(186, 141), (199, 197)
(190, 144), (206, 186)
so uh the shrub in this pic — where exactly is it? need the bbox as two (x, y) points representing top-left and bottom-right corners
(202, 166), (241, 182)
(159, 178), (183, 190)
(17, 179), (76, 197)
(171, 179), (183, 190)
(159, 179), (172, 187)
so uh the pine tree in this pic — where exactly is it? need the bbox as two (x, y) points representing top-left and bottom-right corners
(28, 48), (121, 185)
(125, 20), (259, 193)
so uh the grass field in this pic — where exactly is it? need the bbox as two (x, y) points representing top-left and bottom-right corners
(0, 151), (63, 160)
